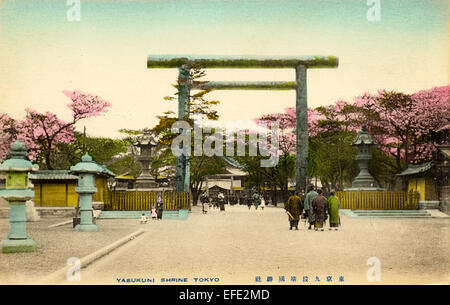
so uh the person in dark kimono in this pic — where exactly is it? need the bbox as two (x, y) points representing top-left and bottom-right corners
(303, 186), (318, 230)
(230, 194), (237, 205)
(251, 191), (261, 210)
(311, 189), (328, 231)
(246, 192), (252, 210)
(200, 192), (210, 214)
(156, 195), (163, 220)
(285, 191), (303, 230)
(218, 192), (225, 211)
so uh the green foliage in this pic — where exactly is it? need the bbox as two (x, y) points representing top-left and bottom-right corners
(369, 146), (405, 189)
(308, 129), (404, 191)
(47, 131), (134, 174)
(150, 148), (176, 179)
(236, 152), (295, 201)
(118, 128), (142, 136)
(148, 66), (225, 198)
(191, 155), (226, 184)
(108, 156), (141, 178)
(83, 134), (131, 165)
(308, 130), (359, 191)
(152, 66), (221, 148)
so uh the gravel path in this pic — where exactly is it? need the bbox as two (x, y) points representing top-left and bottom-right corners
(59, 205), (450, 285)
(1, 205), (449, 285)
(0, 217), (142, 284)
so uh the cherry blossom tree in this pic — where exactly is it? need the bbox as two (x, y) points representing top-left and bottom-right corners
(0, 90), (111, 168)
(250, 85), (449, 190)
(254, 112), (296, 199)
(354, 85), (450, 168)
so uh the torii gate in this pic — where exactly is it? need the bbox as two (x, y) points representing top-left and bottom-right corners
(147, 55), (339, 193)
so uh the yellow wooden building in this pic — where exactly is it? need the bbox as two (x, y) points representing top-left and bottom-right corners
(29, 168), (114, 207)
(397, 162), (438, 201)
(397, 146), (450, 213)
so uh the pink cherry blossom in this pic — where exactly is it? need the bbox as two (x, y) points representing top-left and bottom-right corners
(0, 91), (111, 167)
(254, 85), (449, 167)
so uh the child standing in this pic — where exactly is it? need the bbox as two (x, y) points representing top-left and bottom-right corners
(151, 207), (157, 220)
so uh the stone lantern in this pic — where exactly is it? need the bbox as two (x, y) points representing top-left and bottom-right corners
(134, 130), (158, 189)
(0, 140), (39, 253)
(349, 126), (382, 190)
(70, 154), (103, 232)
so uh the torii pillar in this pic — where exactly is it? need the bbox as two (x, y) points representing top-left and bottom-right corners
(147, 55), (339, 192)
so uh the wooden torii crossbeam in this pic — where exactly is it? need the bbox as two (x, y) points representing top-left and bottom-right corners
(147, 55), (339, 192)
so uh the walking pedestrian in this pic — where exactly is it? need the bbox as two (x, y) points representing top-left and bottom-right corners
(303, 186), (318, 230)
(246, 192), (252, 210)
(218, 192), (225, 211)
(251, 191), (261, 210)
(311, 189), (328, 231)
(200, 192), (209, 214)
(327, 190), (341, 230)
(230, 194), (237, 205)
(156, 195), (163, 220)
(260, 195), (266, 211)
(285, 191), (303, 230)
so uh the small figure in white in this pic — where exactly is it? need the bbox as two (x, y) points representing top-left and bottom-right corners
(200, 192), (209, 214)
(140, 213), (149, 224)
(260, 195), (266, 211)
(218, 192), (225, 211)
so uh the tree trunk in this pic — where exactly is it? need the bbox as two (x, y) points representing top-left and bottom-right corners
(192, 190), (199, 206)
(45, 151), (53, 170)
(273, 184), (277, 206)
(280, 184), (289, 203)
(282, 178), (289, 202)
(191, 182), (199, 206)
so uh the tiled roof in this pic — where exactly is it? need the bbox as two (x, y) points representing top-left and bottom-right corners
(99, 165), (115, 177)
(221, 156), (245, 169)
(439, 148), (450, 159)
(397, 162), (433, 176)
(29, 170), (78, 180)
(29, 166), (115, 180)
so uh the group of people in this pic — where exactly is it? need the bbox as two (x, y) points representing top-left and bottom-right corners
(199, 190), (267, 214)
(140, 200), (164, 224)
(284, 186), (341, 231)
(200, 192), (226, 214)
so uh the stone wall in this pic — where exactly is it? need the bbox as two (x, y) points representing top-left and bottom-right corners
(0, 206), (76, 218)
(92, 202), (104, 211)
(418, 201), (440, 210)
(439, 185), (450, 215)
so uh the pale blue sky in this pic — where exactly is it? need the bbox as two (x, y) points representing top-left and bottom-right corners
(0, 0), (448, 138)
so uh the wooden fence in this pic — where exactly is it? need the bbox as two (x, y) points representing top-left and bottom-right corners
(336, 190), (419, 210)
(103, 190), (191, 211)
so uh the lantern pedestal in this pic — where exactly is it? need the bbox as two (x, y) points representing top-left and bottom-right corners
(2, 200), (37, 253)
(70, 154), (105, 232)
(74, 192), (99, 232)
(74, 224), (99, 232)
(1, 238), (37, 253)
(0, 141), (39, 253)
